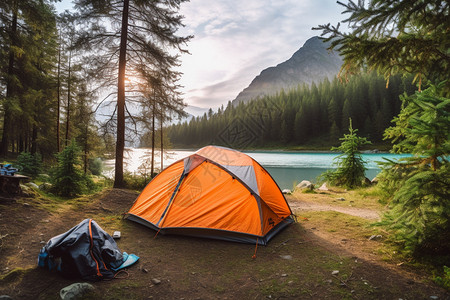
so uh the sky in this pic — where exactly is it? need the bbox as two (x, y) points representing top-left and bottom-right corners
(55, 0), (347, 110)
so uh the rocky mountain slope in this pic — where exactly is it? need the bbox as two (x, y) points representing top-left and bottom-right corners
(232, 36), (343, 104)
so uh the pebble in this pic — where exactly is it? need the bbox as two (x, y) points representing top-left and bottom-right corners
(331, 270), (339, 275)
(281, 273), (288, 277)
(337, 197), (345, 201)
(151, 278), (161, 285)
(280, 255), (292, 260)
(368, 234), (382, 241)
(430, 296), (438, 300)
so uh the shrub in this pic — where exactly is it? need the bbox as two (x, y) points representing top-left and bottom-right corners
(51, 140), (95, 197)
(16, 152), (42, 177)
(88, 157), (103, 176)
(123, 172), (150, 190)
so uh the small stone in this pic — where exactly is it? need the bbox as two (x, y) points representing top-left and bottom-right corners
(0, 296), (14, 300)
(142, 268), (148, 273)
(281, 189), (291, 194)
(368, 234), (382, 241)
(331, 270), (339, 275)
(28, 182), (39, 189)
(280, 255), (292, 260)
(23, 203), (30, 207)
(337, 197), (345, 201)
(60, 283), (94, 300)
(317, 183), (328, 191)
(430, 296), (438, 300)
(288, 280), (294, 284)
(281, 274), (288, 277)
(324, 279), (332, 284)
(40, 241), (46, 244)
(151, 278), (161, 285)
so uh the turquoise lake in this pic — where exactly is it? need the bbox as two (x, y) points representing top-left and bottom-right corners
(107, 148), (410, 190)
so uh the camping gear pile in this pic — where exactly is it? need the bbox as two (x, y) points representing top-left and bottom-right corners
(127, 145), (294, 245)
(0, 164), (18, 176)
(38, 219), (138, 281)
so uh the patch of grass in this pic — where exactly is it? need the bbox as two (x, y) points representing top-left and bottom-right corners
(0, 267), (31, 284)
(290, 185), (384, 211)
(300, 211), (383, 240)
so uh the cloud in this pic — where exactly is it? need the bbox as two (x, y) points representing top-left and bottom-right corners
(177, 0), (346, 108)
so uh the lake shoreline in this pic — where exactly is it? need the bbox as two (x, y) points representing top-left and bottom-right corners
(108, 148), (410, 189)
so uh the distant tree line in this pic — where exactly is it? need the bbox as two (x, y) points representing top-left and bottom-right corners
(168, 72), (417, 148)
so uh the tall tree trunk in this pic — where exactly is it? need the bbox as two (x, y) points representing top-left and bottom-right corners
(1, 6), (18, 156)
(65, 47), (72, 146)
(84, 124), (88, 174)
(31, 124), (37, 154)
(113, 0), (129, 188)
(160, 105), (163, 170)
(150, 98), (155, 177)
(56, 40), (61, 152)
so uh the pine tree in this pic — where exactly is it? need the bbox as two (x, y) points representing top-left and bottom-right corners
(378, 83), (450, 256)
(323, 119), (371, 189)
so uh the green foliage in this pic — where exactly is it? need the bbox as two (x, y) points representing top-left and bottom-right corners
(88, 157), (103, 176)
(51, 140), (95, 197)
(378, 84), (450, 256)
(16, 152), (42, 177)
(434, 266), (450, 290)
(322, 119), (371, 189)
(123, 172), (151, 191)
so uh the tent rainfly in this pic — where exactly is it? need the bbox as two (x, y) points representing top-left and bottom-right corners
(127, 145), (294, 245)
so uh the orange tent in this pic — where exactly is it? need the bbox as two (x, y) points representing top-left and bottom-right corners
(127, 146), (294, 245)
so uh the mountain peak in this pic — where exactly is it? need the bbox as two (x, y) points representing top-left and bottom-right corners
(232, 36), (342, 105)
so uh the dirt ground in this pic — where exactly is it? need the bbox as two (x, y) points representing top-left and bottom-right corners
(0, 188), (448, 299)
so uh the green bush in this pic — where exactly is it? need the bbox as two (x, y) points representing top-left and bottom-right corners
(88, 157), (103, 176)
(321, 119), (371, 189)
(51, 140), (95, 197)
(434, 266), (450, 290)
(123, 172), (151, 190)
(16, 152), (42, 177)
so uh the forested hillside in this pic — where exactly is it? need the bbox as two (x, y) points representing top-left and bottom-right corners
(168, 72), (417, 148)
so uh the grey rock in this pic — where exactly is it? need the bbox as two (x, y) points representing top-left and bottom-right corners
(27, 182), (39, 189)
(430, 296), (439, 300)
(39, 183), (52, 191)
(60, 283), (94, 300)
(151, 278), (161, 285)
(296, 180), (313, 190)
(280, 255), (293, 260)
(0, 295), (14, 300)
(337, 197), (345, 201)
(281, 189), (291, 194)
(281, 273), (288, 277)
(331, 270), (339, 275)
(317, 183), (328, 191)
